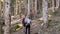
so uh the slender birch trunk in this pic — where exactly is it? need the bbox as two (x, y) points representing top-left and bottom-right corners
(19, 0), (21, 18)
(30, 0), (34, 19)
(4, 0), (11, 34)
(34, 0), (37, 18)
(0, 1), (2, 34)
(14, 0), (18, 16)
(57, 0), (59, 7)
(42, 0), (48, 23)
(0, 1), (1, 17)
(15, 0), (18, 15)
(14, 2), (15, 16)
(57, 0), (60, 15)
(31, 0), (33, 8)
(58, 0), (60, 9)
(27, 0), (30, 17)
(52, 0), (55, 12)
(24, 0), (27, 16)
(59, 0), (60, 8)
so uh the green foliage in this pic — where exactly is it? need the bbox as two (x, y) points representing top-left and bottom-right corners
(14, 24), (20, 29)
(57, 26), (60, 31)
(0, 29), (4, 34)
(11, 0), (15, 4)
(11, 24), (20, 32)
(48, 9), (53, 15)
(0, 18), (5, 26)
(52, 10), (57, 14)
(11, 23), (23, 32)
(46, 23), (52, 28)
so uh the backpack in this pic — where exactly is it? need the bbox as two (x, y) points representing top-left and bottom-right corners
(22, 18), (26, 26)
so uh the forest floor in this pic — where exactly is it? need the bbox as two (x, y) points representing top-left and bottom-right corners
(38, 15), (60, 34)
(11, 14), (60, 34)
(10, 9), (60, 34)
(12, 20), (42, 34)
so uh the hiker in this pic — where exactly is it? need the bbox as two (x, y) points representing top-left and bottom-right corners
(22, 15), (32, 34)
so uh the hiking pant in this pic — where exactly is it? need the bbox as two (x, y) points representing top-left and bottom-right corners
(25, 24), (30, 34)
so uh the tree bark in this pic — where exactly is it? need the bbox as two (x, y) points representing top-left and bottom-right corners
(4, 0), (11, 34)
(52, 0), (55, 12)
(58, 0), (60, 8)
(27, 0), (30, 17)
(0, 1), (2, 34)
(24, 0), (27, 16)
(14, 0), (18, 16)
(19, 0), (22, 18)
(42, 0), (48, 23)
(57, 0), (60, 8)
(57, 0), (59, 7)
(15, 0), (18, 15)
(34, 0), (37, 18)
(56, 0), (59, 7)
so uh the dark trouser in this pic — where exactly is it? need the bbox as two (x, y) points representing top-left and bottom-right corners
(25, 24), (30, 34)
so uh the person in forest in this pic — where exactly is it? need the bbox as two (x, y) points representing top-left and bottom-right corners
(22, 15), (32, 34)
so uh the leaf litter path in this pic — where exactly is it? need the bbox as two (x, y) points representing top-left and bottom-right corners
(12, 20), (42, 34)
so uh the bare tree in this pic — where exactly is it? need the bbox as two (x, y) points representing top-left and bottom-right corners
(52, 0), (55, 12)
(27, 0), (30, 17)
(14, 0), (18, 16)
(19, 0), (22, 18)
(4, 0), (11, 34)
(30, 0), (34, 19)
(34, 0), (37, 18)
(59, 0), (60, 8)
(24, 0), (27, 16)
(31, 0), (33, 8)
(57, 0), (59, 7)
(58, 0), (60, 9)
(0, 0), (1, 16)
(0, 0), (1, 17)
(42, 0), (48, 23)
(15, 0), (18, 15)
(0, 1), (2, 34)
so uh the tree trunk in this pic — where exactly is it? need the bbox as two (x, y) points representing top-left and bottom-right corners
(27, 0), (30, 17)
(24, 0), (27, 16)
(0, 0), (1, 17)
(31, 0), (33, 8)
(59, 0), (60, 8)
(57, 0), (59, 7)
(58, 0), (60, 9)
(56, 0), (60, 15)
(14, 0), (18, 16)
(0, 1), (2, 34)
(15, 0), (18, 15)
(30, 0), (34, 19)
(56, 0), (59, 7)
(52, 0), (55, 12)
(4, 0), (11, 34)
(19, 0), (22, 18)
(34, 0), (37, 18)
(58, 0), (60, 8)
(42, 0), (48, 23)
